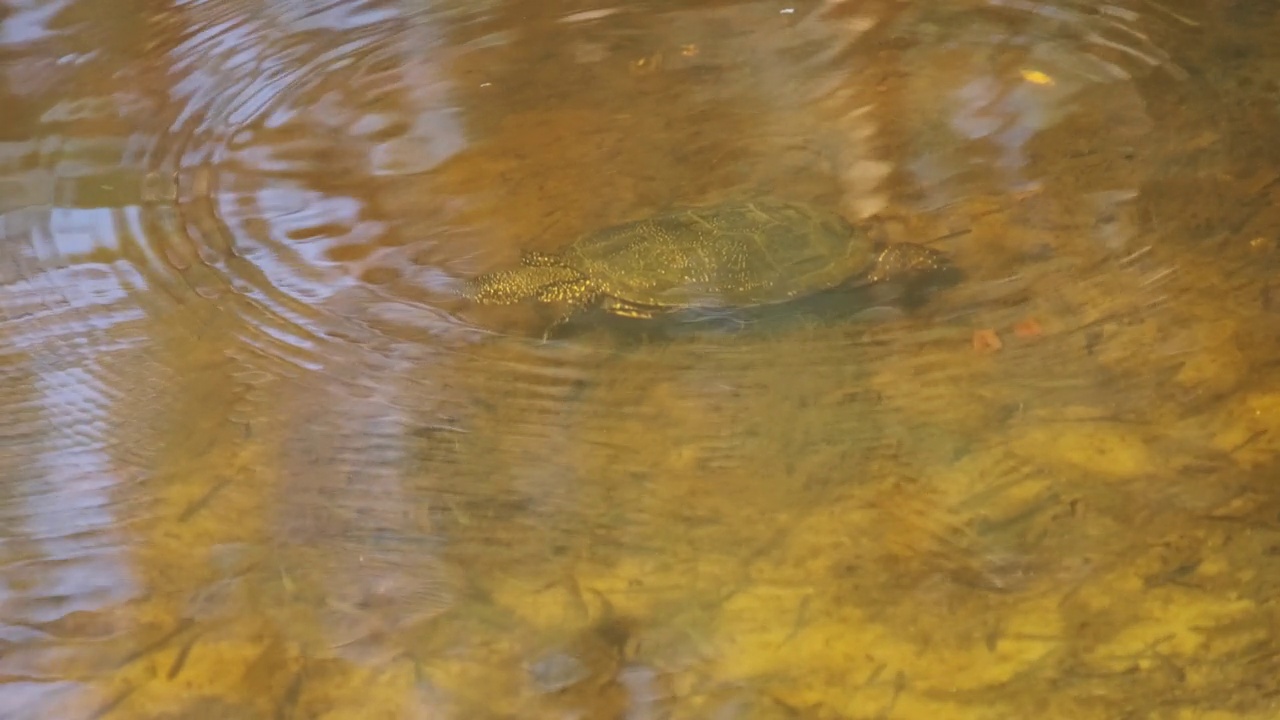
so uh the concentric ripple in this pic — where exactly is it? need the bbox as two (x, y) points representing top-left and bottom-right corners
(5, 0), (1264, 715)
(132, 0), (486, 371)
(109, 0), (1197, 365)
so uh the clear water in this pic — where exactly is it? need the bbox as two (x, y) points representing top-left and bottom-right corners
(1, 0), (1279, 717)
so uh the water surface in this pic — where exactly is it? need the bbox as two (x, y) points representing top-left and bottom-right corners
(2, 0), (1280, 717)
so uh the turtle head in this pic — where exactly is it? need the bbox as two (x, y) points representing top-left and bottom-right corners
(460, 269), (529, 303)
(461, 262), (591, 306)
(865, 243), (959, 286)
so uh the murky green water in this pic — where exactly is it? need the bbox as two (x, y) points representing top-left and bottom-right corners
(2, 0), (1280, 717)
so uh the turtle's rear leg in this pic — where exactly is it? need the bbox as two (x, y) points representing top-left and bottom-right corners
(599, 298), (659, 320)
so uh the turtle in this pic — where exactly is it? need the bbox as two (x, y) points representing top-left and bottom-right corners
(461, 199), (954, 329)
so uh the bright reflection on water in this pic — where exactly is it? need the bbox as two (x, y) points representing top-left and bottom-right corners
(2, 0), (1280, 717)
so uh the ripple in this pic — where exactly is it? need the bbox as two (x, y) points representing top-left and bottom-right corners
(112, 0), (887, 363)
(86, 0), (1201, 614)
(2, 0), (1204, 373)
(0, 272), (165, 691)
(85, 0), (1193, 365)
(0, 0), (1208, 545)
(2, 0), (1268, 714)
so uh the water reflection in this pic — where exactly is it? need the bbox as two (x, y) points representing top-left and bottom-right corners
(3, 0), (1280, 717)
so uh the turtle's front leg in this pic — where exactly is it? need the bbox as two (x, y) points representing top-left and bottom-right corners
(542, 311), (573, 342)
(534, 280), (598, 341)
(534, 277), (595, 306)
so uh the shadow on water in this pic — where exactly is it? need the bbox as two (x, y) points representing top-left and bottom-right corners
(539, 258), (966, 346)
(3, 0), (1280, 717)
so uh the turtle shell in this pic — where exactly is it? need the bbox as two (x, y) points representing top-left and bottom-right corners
(558, 200), (875, 309)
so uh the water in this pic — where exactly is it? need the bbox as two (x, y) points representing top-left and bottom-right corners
(1, 0), (1279, 717)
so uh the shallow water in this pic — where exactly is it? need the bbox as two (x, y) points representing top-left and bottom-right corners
(2, 0), (1280, 717)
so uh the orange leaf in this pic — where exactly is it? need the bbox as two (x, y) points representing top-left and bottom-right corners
(1013, 318), (1043, 338)
(972, 329), (1003, 354)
